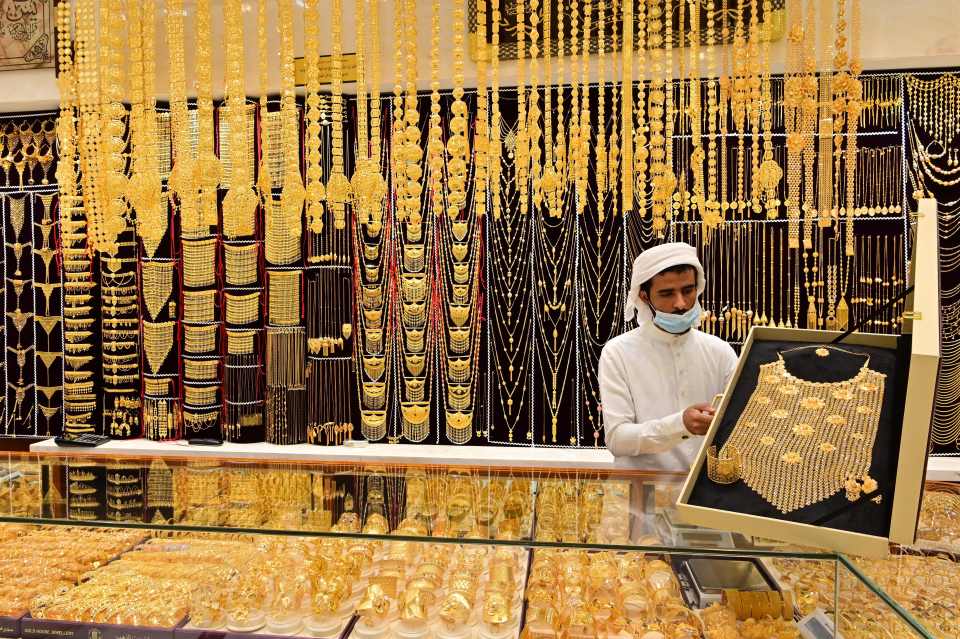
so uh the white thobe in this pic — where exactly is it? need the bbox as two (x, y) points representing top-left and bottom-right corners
(598, 321), (739, 471)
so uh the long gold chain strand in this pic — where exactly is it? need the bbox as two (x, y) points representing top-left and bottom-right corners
(256, 0), (273, 199)
(195, 0), (221, 228)
(845, 0), (862, 258)
(447, 0), (470, 217)
(327, 0), (350, 230)
(427, 0), (444, 213)
(280, 0), (304, 251)
(474, 0), (490, 218)
(222, 0), (257, 239)
(491, 0), (502, 221)
(621, 0), (634, 214)
(166, 0), (198, 237)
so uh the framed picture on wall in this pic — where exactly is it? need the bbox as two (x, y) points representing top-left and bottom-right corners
(0, 0), (54, 71)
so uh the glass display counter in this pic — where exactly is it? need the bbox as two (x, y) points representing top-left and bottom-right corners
(0, 451), (956, 639)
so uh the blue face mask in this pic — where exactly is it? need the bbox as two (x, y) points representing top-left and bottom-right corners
(650, 301), (702, 334)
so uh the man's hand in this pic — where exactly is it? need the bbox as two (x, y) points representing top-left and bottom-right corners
(682, 403), (716, 436)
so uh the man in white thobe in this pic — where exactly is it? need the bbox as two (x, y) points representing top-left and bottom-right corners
(599, 242), (739, 472)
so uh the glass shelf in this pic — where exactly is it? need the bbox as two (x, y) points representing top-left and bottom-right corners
(0, 451), (955, 638)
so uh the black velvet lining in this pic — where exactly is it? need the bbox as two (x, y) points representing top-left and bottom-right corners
(688, 336), (912, 537)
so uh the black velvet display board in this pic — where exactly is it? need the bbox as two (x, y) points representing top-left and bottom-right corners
(688, 336), (912, 537)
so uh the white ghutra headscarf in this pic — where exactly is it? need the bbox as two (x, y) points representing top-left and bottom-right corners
(623, 242), (706, 323)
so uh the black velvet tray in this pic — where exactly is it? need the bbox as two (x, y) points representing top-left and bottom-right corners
(687, 336), (912, 537)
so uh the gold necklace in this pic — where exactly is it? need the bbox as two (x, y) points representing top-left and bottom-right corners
(227, 329), (257, 356)
(222, 0), (257, 239)
(165, 0), (199, 237)
(844, 0), (862, 258)
(6, 194), (25, 242)
(303, 0), (326, 235)
(268, 270), (301, 327)
(722, 346), (884, 514)
(634, 0), (649, 217)
(256, 0), (273, 198)
(326, 0), (350, 228)
(184, 324), (218, 354)
(266, 326), (306, 388)
(184, 289), (218, 323)
(278, 0), (305, 240)
(427, 0), (444, 213)
(265, 196), (301, 266)
(55, 0), (78, 202)
(446, 0), (469, 216)
(196, 0), (221, 229)
(226, 291), (261, 326)
(225, 243), (259, 286)
(474, 0), (490, 216)
(783, 0), (805, 249)
(143, 320), (175, 374)
(489, 0), (502, 220)
(185, 384), (219, 408)
(182, 238), (217, 288)
(129, 0), (165, 259)
(141, 261), (174, 320)
(757, 0), (782, 219)
(93, 0), (127, 256)
(185, 359), (219, 382)
(624, 0), (632, 215)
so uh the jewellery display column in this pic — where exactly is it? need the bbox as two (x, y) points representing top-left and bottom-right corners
(390, 0), (434, 445)
(100, 244), (141, 438)
(0, 112), (62, 438)
(578, 84), (627, 447)
(60, 0), (100, 441)
(4, 192), (35, 435)
(67, 460), (103, 521)
(264, 0), (307, 446)
(179, 0), (223, 441)
(34, 192), (63, 437)
(106, 462), (144, 522)
(133, 0), (175, 441)
(304, 0), (358, 446)
(221, 99), (260, 443)
(220, 0), (260, 442)
(906, 72), (960, 454)
(443, 0), (485, 446)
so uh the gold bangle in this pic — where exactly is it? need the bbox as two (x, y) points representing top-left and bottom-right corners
(707, 445), (742, 484)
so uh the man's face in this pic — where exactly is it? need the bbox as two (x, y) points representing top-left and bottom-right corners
(640, 268), (698, 315)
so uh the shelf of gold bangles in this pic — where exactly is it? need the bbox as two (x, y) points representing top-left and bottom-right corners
(0, 456), (957, 639)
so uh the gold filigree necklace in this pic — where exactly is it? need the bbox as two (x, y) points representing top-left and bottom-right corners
(721, 345), (885, 514)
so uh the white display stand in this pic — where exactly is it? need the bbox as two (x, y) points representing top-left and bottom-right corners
(27, 437), (956, 479)
(927, 456), (960, 482)
(29, 437), (619, 470)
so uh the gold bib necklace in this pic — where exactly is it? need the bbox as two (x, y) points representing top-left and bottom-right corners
(722, 345), (885, 514)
